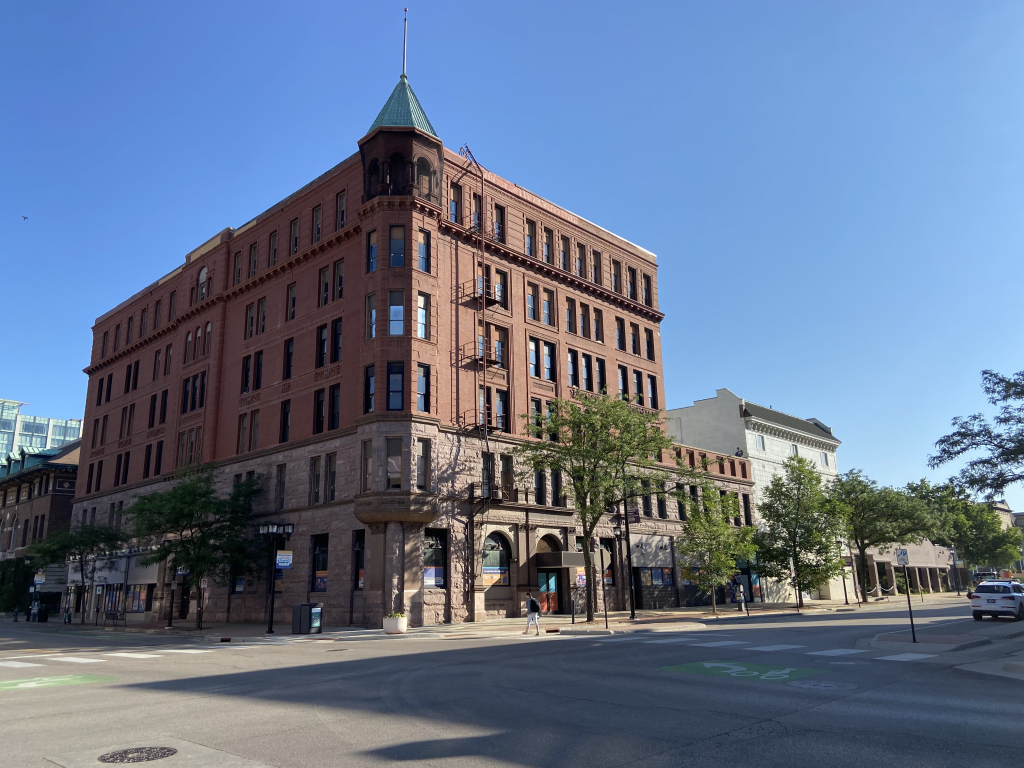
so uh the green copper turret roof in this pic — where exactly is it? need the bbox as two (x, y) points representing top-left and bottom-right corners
(367, 75), (438, 138)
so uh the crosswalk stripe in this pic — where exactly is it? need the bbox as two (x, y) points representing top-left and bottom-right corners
(51, 657), (104, 664)
(877, 653), (936, 661)
(0, 661), (43, 668)
(747, 644), (806, 651)
(105, 653), (163, 659)
(161, 649), (213, 654)
(691, 640), (748, 647)
(594, 637), (640, 642)
(806, 649), (865, 656)
(643, 638), (693, 644)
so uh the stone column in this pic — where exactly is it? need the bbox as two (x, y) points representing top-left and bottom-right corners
(909, 568), (921, 594)
(403, 523), (424, 627)
(868, 557), (880, 597)
(364, 523), (386, 628)
(884, 562), (899, 595)
(384, 521), (404, 616)
(930, 568), (940, 592)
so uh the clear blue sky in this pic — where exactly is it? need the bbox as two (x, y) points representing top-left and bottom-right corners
(3, 1), (1022, 507)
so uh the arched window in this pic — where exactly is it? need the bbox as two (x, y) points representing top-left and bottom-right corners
(204, 322), (212, 355)
(197, 267), (208, 301)
(536, 534), (562, 554)
(193, 326), (202, 359)
(366, 159), (380, 200)
(184, 332), (192, 364)
(387, 153), (406, 195)
(482, 533), (511, 586)
(416, 158), (433, 199)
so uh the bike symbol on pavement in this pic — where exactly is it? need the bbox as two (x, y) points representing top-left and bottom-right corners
(661, 660), (825, 682)
(0, 675), (115, 692)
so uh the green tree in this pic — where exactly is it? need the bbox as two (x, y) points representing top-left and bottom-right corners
(127, 467), (264, 629)
(28, 523), (127, 624)
(929, 369), (1024, 497)
(753, 456), (845, 608)
(515, 392), (673, 622)
(674, 474), (756, 614)
(830, 471), (932, 601)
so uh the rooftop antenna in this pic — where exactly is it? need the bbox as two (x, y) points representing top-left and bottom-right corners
(402, 8), (408, 77)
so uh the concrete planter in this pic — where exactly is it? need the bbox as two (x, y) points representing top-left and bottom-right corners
(383, 616), (408, 635)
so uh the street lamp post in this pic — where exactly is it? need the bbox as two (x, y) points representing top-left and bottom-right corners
(259, 522), (294, 634)
(951, 547), (961, 597)
(836, 540), (849, 606)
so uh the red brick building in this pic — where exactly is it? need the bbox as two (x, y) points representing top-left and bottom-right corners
(73, 75), (753, 627)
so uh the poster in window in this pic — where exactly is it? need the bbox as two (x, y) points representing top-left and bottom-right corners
(234, 577), (246, 594)
(358, 568), (364, 589)
(651, 568), (663, 586)
(661, 568), (674, 587)
(274, 569), (284, 593)
(481, 566), (508, 586)
(314, 571), (328, 591)
(423, 566), (445, 588)
(640, 568), (653, 586)
(576, 568), (587, 587)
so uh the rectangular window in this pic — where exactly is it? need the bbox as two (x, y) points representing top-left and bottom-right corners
(821, 451), (829, 468)
(493, 204), (505, 242)
(560, 235), (570, 270)
(645, 328), (655, 360)
(253, 297), (265, 334)
(582, 354), (593, 392)
(101, 414), (108, 445)
(318, 267), (330, 307)
(791, 444), (799, 457)
(494, 269), (508, 309)
(237, 413), (249, 454)
(334, 259), (344, 300)
(124, 364), (132, 395)
(283, 338), (294, 380)
(618, 365), (629, 400)
(86, 463), (95, 494)
(326, 452), (337, 501)
(551, 469), (562, 506)
(315, 324), (328, 368)
(643, 274), (653, 306)
(330, 318), (342, 363)
(389, 225), (405, 267)
(530, 398), (542, 439)
(542, 290), (554, 326)
(101, 331), (109, 358)
(416, 293), (430, 339)
(361, 440), (373, 492)
(132, 360), (140, 390)
(416, 439), (431, 490)
(615, 317), (626, 350)
(495, 389), (508, 432)
(164, 345), (172, 375)
(95, 460), (103, 492)
(526, 220), (536, 257)
(534, 468), (546, 505)
(141, 307), (148, 335)
(159, 389), (167, 424)
(417, 364), (430, 412)
(312, 205), (322, 244)
(290, 218), (299, 255)
(233, 253), (242, 285)
(311, 533), (329, 592)
(528, 338), (539, 377)
(126, 317), (134, 344)
(388, 291), (404, 335)
(91, 417), (99, 448)
(627, 267), (637, 300)
(143, 444), (152, 479)
(417, 229), (430, 272)
(113, 453), (122, 487)
(757, 434), (766, 451)
(169, 290), (176, 319)
(386, 438), (402, 490)
(240, 355), (251, 393)
(630, 323), (641, 355)
(565, 298), (576, 334)
(592, 251), (601, 284)
(526, 283), (538, 321)
(543, 228), (554, 264)
(365, 294), (376, 339)
(568, 349), (579, 388)
(269, 231), (278, 266)
(155, 300), (163, 329)
(363, 365), (375, 413)
(328, 384), (340, 430)
(593, 309), (604, 342)
(335, 191), (346, 230)
(543, 342), (556, 382)
(154, 442), (163, 476)
(596, 358), (607, 393)
(250, 409), (260, 450)
(254, 350), (263, 390)
(279, 400), (291, 443)
(313, 389), (325, 434)
(576, 243), (586, 277)
(633, 370), (644, 406)
(309, 456), (321, 505)
(648, 375), (659, 409)
(366, 230), (377, 272)
(275, 464), (287, 511)
(580, 304), (591, 339)
(449, 183), (461, 223)
(249, 243), (258, 277)
(152, 349), (161, 382)
(387, 362), (404, 411)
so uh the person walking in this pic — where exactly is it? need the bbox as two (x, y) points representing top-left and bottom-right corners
(524, 592), (541, 636)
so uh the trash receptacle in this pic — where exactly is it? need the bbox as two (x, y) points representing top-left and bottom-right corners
(291, 603), (323, 635)
(37, 608), (49, 623)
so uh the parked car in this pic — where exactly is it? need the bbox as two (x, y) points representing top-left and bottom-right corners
(971, 581), (1024, 621)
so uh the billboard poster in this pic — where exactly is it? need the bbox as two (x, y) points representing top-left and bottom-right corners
(314, 571), (328, 591)
(310, 607), (322, 629)
(576, 569), (587, 587)
(640, 568), (653, 586)
(651, 568), (663, 586)
(661, 568), (674, 587)
(423, 567), (445, 588)
(481, 566), (508, 586)
(275, 550), (293, 569)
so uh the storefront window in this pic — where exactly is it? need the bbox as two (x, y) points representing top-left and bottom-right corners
(482, 533), (510, 586)
(311, 534), (328, 592)
(424, 529), (446, 588)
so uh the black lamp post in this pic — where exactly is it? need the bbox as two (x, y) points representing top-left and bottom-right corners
(951, 547), (961, 596)
(836, 539), (850, 605)
(260, 522), (294, 634)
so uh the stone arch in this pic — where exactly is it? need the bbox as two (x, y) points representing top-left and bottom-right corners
(536, 534), (562, 554)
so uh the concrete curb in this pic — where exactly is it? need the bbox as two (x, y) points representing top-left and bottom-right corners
(868, 633), (991, 653)
(557, 628), (616, 636)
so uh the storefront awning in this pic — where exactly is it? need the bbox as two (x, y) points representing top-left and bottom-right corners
(534, 552), (585, 569)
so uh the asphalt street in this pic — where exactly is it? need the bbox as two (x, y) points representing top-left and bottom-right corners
(0, 602), (1021, 768)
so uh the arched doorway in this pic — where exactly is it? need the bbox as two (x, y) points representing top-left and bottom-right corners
(536, 535), (562, 614)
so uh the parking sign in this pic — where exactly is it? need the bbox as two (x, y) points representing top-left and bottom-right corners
(895, 549), (909, 566)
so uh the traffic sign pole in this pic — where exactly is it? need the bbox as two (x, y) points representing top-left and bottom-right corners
(904, 564), (917, 643)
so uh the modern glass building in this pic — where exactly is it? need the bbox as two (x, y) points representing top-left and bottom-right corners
(0, 399), (82, 457)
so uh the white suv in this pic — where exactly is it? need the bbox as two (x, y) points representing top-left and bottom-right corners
(971, 581), (1024, 621)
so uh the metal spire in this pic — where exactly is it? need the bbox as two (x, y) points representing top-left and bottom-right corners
(402, 8), (408, 77)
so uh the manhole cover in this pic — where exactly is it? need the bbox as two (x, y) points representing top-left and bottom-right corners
(786, 680), (856, 691)
(98, 747), (178, 763)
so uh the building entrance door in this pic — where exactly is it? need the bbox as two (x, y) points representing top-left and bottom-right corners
(538, 571), (560, 614)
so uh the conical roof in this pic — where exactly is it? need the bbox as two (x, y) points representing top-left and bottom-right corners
(367, 75), (438, 138)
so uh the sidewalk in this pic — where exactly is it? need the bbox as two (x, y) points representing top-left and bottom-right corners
(4, 592), (966, 642)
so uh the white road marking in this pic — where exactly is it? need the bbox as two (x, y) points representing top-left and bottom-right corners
(691, 641), (748, 648)
(105, 653), (163, 659)
(161, 649), (213, 654)
(747, 645), (806, 652)
(0, 661), (44, 668)
(877, 653), (937, 661)
(51, 657), (104, 664)
(594, 637), (641, 642)
(806, 649), (865, 656)
(643, 638), (693, 644)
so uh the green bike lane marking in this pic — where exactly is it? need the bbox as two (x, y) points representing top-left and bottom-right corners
(0, 675), (115, 692)
(662, 660), (825, 682)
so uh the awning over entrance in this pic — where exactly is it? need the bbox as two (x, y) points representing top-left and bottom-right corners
(534, 552), (585, 569)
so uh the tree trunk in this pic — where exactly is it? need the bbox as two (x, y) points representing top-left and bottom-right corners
(856, 543), (870, 602)
(582, 539), (595, 623)
(195, 581), (203, 630)
(79, 558), (87, 624)
(711, 585), (717, 615)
